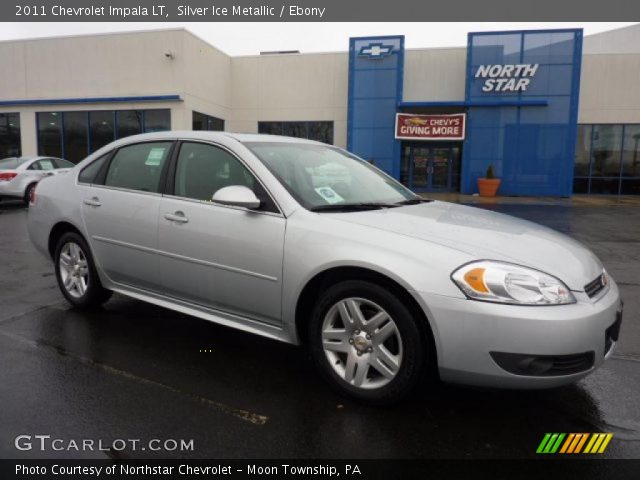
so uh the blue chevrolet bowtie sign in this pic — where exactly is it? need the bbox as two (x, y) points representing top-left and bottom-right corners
(358, 42), (395, 58)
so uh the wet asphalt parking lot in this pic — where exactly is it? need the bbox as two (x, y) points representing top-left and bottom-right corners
(0, 199), (639, 460)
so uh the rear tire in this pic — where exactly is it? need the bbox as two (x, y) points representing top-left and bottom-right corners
(54, 232), (112, 308)
(308, 280), (427, 405)
(24, 183), (36, 206)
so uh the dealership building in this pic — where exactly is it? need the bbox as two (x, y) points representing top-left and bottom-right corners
(1, 24), (639, 196)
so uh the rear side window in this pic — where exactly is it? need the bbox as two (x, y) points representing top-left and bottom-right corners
(37, 159), (56, 170)
(105, 142), (172, 193)
(78, 154), (109, 184)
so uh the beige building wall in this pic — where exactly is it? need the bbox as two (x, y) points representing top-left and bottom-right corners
(403, 47), (466, 102)
(181, 30), (232, 126)
(0, 29), (185, 101)
(578, 53), (640, 124)
(0, 29), (230, 156)
(229, 52), (349, 147)
(3, 26), (640, 158)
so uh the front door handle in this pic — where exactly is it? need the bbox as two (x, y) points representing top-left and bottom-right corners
(83, 197), (101, 207)
(164, 211), (189, 224)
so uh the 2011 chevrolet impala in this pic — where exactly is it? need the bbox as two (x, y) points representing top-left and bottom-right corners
(27, 132), (623, 404)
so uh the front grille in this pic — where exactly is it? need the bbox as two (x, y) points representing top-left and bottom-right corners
(584, 273), (606, 298)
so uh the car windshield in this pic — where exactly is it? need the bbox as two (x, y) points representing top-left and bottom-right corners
(244, 142), (419, 210)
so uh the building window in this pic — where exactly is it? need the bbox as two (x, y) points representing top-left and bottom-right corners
(258, 121), (334, 144)
(574, 124), (640, 195)
(144, 109), (171, 133)
(0, 113), (21, 158)
(89, 111), (115, 154)
(116, 110), (143, 138)
(192, 111), (224, 131)
(37, 112), (63, 159)
(63, 112), (89, 166)
(37, 109), (171, 163)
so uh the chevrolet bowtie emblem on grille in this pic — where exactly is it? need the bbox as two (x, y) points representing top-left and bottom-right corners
(358, 43), (394, 58)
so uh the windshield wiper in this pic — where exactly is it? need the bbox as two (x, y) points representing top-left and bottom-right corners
(309, 202), (400, 212)
(395, 198), (432, 205)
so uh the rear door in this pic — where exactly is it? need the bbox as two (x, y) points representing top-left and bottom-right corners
(157, 141), (286, 325)
(80, 141), (174, 292)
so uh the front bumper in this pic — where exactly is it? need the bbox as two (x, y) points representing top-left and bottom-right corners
(416, 280), (622, 389)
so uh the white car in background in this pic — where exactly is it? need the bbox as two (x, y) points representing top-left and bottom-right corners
(0, 156), (74, 205)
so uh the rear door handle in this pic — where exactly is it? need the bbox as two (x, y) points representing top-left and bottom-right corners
(164, 211), (189, 224)
(83, 197), (101, 207)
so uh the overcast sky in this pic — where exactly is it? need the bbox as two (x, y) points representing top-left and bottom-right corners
(0, 22), (635, 55)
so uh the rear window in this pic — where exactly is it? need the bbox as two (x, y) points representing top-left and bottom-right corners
(0, 157), (20, 169)
(79, 154), (109, 184)
(104, 142), (172, 193)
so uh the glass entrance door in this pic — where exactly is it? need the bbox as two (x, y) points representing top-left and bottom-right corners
(401, 144), (462, 192)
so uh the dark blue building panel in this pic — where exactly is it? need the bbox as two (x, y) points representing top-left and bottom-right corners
(348, 36), (404, 177)
(462, 30), (583, 196)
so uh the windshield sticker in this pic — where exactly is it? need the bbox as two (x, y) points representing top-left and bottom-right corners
(315, 186), (344, 204)
(145, 148), (166, 166)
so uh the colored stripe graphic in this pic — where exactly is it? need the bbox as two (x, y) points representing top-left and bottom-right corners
(537, 433), (565, 454)
(538, 433), (613, 454)
(584, 433), (614, 454)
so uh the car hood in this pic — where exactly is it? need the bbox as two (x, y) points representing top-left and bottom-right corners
(326, 201), (602, 291)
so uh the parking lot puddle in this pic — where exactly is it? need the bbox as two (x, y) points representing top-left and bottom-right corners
(0, 328), (269, 426)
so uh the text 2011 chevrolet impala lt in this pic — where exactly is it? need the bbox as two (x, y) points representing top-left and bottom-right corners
(28, 132), (623, 404)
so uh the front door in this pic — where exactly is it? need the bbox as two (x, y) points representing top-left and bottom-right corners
(157, 141), (286, 326)
(401, 144), (461, 192)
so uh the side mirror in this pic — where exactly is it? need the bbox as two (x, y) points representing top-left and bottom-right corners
(211, 185), (261, 210)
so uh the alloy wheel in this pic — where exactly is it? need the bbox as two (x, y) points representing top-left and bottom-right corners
(58, 242), (90, 298)
(321, 297), (403, 389)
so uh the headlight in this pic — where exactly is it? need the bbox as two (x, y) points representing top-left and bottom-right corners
(451, 261), (575, 305)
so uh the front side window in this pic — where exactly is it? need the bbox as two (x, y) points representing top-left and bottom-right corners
(174, 142), (277, 212)
(245, 142), (416, 210)
(105, 142), (172, 193)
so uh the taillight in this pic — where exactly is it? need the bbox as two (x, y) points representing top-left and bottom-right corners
(29, 183), (37, 205)
(0, 171), (18, 182)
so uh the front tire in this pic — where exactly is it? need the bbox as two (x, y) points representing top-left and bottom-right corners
(54, 232), (112, 308)
(308, 280), (427, 405)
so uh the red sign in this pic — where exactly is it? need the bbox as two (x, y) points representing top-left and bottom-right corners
(395, 113), (466, 141)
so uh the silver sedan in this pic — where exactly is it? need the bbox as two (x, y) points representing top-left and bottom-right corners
(27, 132), (623, 404)
(0, 156), (74, 205)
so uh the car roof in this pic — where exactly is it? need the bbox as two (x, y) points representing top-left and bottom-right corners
(111, 131), (327, 147)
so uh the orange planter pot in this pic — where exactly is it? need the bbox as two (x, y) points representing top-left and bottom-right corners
(477, 178), (501, 197)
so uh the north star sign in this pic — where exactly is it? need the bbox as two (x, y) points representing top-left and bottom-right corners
(475, 63), (539, 92)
